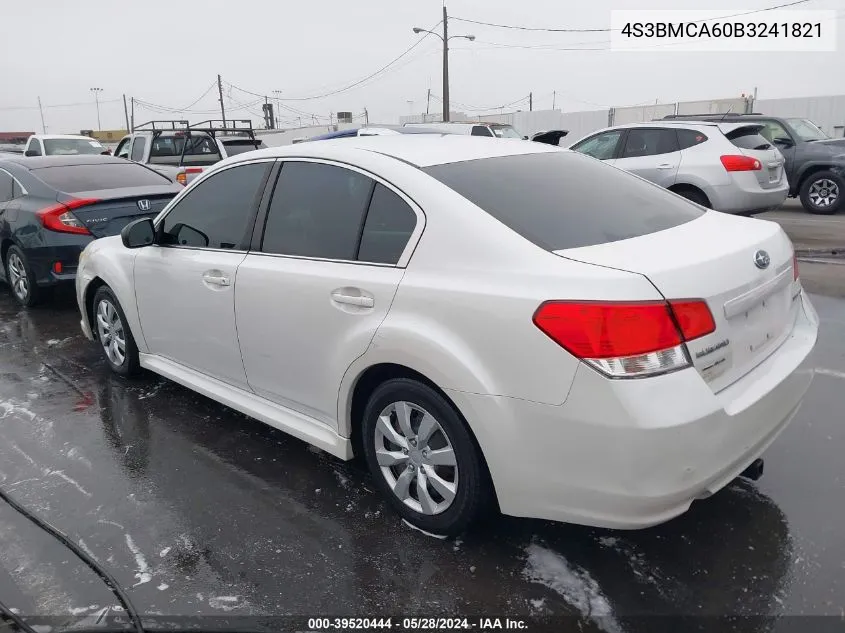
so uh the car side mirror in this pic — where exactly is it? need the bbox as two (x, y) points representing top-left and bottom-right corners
(24, 150), (38, 157)
(121, 218), (156, 249)
(773, 137), (794, 148)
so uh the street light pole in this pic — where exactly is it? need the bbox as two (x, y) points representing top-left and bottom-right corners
(442, 4), (449, 122)
(413, 13), (473, 123)
(90, 87), (103, 130)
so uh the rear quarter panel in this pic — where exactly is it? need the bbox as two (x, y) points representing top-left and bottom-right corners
(335, 155), (663, 437)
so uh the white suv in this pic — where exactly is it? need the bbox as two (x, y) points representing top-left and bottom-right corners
(569, 121), (789, 215)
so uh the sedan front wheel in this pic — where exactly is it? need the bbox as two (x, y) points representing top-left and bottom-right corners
(92, 286), (140, 376)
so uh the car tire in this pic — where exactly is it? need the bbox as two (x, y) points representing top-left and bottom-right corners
(800, 171), (844, 215)
(675, 187), (711, 208)
(361, 378), (494, 537)
(5, 245), (48, 307)
(92, 286), (140, 377)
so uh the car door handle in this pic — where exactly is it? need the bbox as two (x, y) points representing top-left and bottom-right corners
(657, 163), (675, 169)
(202, 273), (231, 287)
(331, 292), (374, 308)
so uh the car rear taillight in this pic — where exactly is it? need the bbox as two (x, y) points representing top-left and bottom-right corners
(533, 299), (715, 378)
(176, 167), (202, 186)
(793, 252), (799, 281)
(720, 155), (761, 171)
(36, 198), (99, 235)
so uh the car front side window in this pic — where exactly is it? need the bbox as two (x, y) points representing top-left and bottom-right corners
(159, 162), (270, 250)
(571, 131), (623, 160)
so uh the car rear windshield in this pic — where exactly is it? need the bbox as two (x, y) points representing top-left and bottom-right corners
(726, 127), (772, 150)
(423, 151), (704, 251)
(33, 163), (173, 192)
(222, 140), (268, 155)
(44, 138), (105, 155)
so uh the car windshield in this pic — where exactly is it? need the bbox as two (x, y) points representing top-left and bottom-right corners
(490, 125), (522, 139)
(43, 138), (105, 155)
(423, 151), (703, 251)
(787, 118), (828, 142)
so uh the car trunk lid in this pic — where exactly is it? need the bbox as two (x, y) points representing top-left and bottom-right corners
(555, 212), (800, 392)
(60, 186), (177, 237)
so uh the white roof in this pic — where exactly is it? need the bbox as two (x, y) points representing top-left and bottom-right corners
(31, 134), (101, 141)
(223, 135), (558, 168)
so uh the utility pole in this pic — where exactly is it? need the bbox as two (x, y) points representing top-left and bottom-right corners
(529, 92), (533, 112)
(426, 88), (431, 117)
(364, 108), (369, 125)
(130, 97), (135, 132)
(442, 3), (449, 122)
(90, 88), (103, 130)
(37, 96), (46, 133)
(217, 74), (226, 128)
(413, 7), (474, 124)
(552, 90), (556, 110)
(122, 94), (130, 132)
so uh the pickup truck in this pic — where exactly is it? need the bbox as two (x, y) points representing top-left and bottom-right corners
(114, 120), (267, 185)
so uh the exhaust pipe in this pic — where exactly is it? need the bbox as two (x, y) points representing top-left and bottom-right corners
(740, 458), (764, 481)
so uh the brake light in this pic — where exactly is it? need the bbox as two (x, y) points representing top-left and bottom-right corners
(793, 252), (799, 281)
(533, 299), (715, 378)
(177, 167), (203, 186)
(36, 198), (99, 235)
(720, 155), (761, 171)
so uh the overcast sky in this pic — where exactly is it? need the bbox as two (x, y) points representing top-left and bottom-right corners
(1, 0), (843, 134)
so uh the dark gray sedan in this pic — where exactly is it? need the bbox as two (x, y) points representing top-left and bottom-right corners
(0, 155), (183, 306)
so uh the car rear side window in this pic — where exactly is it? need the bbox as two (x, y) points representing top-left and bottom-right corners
(726, 127), (772, 150)
(0, 171), (13, 202)
(262, 161), (373, 260)
(619, 128), (679, 158)
(130, 137), (146, 161)
(33, 163), (174, 192)
(160, 162), (270, 250)
(677, 129), (709, 149)
(358, 184), (417, 264)
(423, 151), (703, 251)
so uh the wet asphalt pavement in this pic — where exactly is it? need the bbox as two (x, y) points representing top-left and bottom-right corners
(0, 288), (844, 632)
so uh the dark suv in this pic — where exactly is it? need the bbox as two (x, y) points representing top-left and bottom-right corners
(664, 113), (845, 214)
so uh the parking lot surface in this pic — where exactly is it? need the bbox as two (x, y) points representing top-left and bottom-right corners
(0, 288), (843, 631)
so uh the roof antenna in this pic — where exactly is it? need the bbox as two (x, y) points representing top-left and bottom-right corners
(719, 104), (734, 121)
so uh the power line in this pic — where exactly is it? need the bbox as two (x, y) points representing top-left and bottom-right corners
(0, 98), (122, 112)
(452, 0), (811, 33)
(227, 20), (442, 102)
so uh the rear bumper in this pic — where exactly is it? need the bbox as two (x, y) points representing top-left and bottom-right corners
(22, 239), (91, 287)
(449, 291), (818, 529)
(706, 178), (789, 214)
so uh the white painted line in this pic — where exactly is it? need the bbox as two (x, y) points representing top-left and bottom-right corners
(816, 368), (845, 380)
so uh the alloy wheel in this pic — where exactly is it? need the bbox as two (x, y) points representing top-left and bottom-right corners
(809, 178), (840, 208)
(96, 299), (126, 366)
(374, 401), (459, 516)
(7, 253), (28, 301)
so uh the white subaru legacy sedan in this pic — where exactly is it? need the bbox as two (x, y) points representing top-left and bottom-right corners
(76, 136), (818, 536)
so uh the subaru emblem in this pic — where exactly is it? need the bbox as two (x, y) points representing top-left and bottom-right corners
(137, 199), (151, 212)
(754, 250), (770, 270)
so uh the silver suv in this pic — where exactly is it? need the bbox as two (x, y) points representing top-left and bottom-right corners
(568, 121), (789, 214)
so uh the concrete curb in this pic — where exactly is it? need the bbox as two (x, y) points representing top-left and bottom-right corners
(795, 247), (845, 259)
